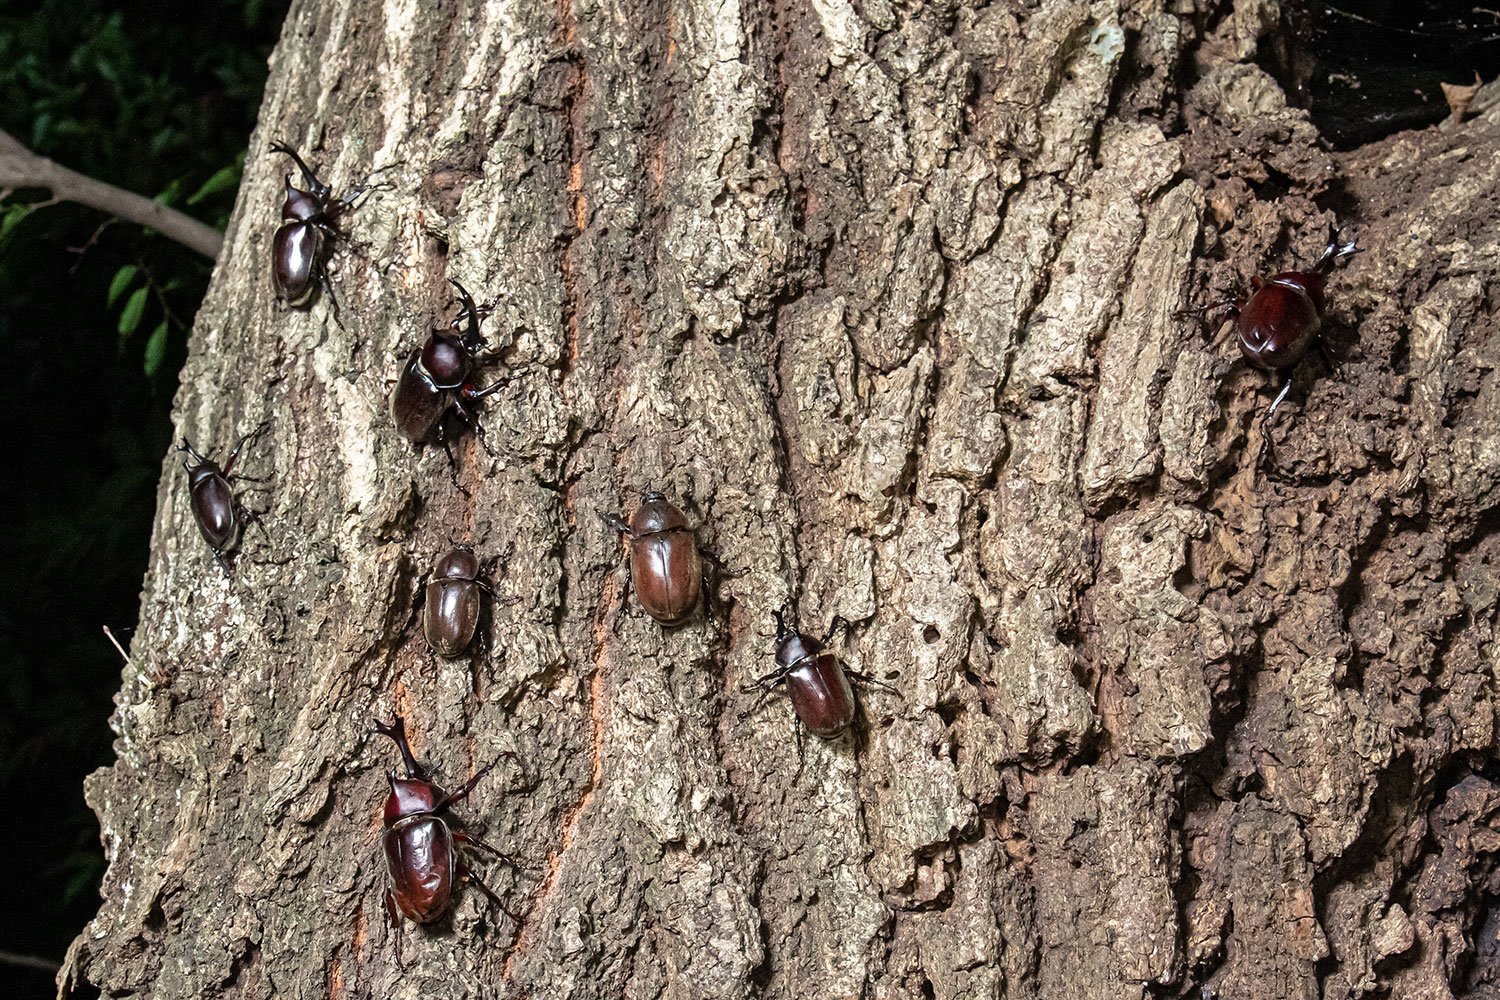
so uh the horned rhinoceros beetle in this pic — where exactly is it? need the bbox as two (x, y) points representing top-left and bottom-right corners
(268, 141), (378, 323)
(176, 421), (269, 575)
(743, 606), (896, 739)
(604, 492), (711, 625)
(423, 546), (492, 658)
(372, 716), (517, 953)
(389, 279), (509, 467)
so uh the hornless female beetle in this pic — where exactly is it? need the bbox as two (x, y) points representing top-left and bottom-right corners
(1233, 232), (1360, 423)
(389, 279), (508, 466)
(604, 492), (710, 625)
(423, 546), (491, 658)
(372, 716), (516, 950)
(268, 141), (378, 323)
(743, 606), (894, 739)
(176, 422), (269, 575)
(1188, 230), (1361, 449)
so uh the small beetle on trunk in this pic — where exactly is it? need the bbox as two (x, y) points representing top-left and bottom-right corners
(268, 142), (381, 324)
(372, 716), (518, 958)
(604, 491), (714, 625)
(389, 279), (509, 472)
(423, 546), (492, 658)
(1234, 233), (1360, 420)
(1189, 230), (1361, 463)
(176, 422), (269, 575)
(743, 606), (896, 739)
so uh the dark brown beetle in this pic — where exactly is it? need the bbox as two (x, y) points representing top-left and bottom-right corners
(423, 546), (492, 658)
(604, 492), (709, 625)
(389, 279), (508, 466)
(176, 422), (269, 574)
(743, 607), (894, 739)
(372, 716), (516, 949)
(268, 141), (380, 324)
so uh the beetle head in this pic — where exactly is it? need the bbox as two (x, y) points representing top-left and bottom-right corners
(384, 773), (444, 826)
(421, 332), (472, 389)
(432, 545), (481, 582)
(773, 606), (818, 669)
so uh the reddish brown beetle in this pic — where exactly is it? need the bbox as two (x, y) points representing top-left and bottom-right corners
(176, 422), (269, 575)
(372, 716), (516, 951)
(1232, 232), (1360, 422)
(604, 492), (710, 625)
(423, 546), (492, 658)
(743, 607), (895, 739)
(389, 280), (509, 469)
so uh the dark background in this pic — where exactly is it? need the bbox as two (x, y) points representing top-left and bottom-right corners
(0, 2), (1494, 998)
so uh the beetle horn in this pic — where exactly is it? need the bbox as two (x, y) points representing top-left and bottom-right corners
(773, 605), (794, 645)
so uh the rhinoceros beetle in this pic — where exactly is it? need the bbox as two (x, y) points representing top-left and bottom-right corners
(1190, 230), (1361, 461)
(742, 606), (897, 739)
(422, 545), (494, 658)
(1233, 232), (1361, 421)
(389, 279), (510, 470)
(268, 141), (380, 324)
(372, 716), (518, 957)
(176, 421), (269, 575)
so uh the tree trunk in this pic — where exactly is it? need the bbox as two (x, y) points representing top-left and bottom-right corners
(65, 1), (1500, 998)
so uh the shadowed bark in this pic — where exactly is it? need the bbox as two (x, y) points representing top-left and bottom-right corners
(65, 1), (1499, 998)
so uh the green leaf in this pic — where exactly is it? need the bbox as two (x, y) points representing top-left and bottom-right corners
(117, 286), (148, 337)
(143, 321), (168, 378)
(187, 163), (241, 205)
(107, 265), (139, 307)
(0, 204), (28, 240)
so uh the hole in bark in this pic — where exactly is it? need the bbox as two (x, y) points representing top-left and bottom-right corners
(1263, 1), (1500, 150)
(922, 625), (940, 644)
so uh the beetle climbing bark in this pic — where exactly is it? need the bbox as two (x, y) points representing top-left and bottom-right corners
(67, 2), (1500, 999)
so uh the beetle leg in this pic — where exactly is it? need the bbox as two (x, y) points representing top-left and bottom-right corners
(221, 421), (270, 478)
(844, 666), (902, 697)
(212, 548), (233, 578)
(1265, 376), (1294, 424)
(383, 888), (405, 966)
(821, 616), (853, 648)
(318, 269), (345, 330)
(466, 373), (515, 401)
(1317, 339), (1341, 377)
(453, 831), (524, 870)
(433, 762), (496, 813)
(602, 512), (633, 536)
(458, 863), (521, 922)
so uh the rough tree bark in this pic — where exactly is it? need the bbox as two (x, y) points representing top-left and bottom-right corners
(64, 1), (1499, 998)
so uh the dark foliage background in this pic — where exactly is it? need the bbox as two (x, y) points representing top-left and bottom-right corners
(0, 2), (1492, 1000)
(0, 3), (285, 998)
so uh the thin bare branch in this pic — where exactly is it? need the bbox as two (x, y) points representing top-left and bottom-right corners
(0, 128), (224, 259)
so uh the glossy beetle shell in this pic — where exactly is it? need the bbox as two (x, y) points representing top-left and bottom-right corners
(626, 494), (702, 624)
(187, 464), (239, 552)
(390, 353), (451, 443)
(272, 219), (323, 305)
(424, 548), (483, 657)
(385, 813), (457, 924)
(777, 636), (857, 738)
(1237, 271), (1327, 372)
